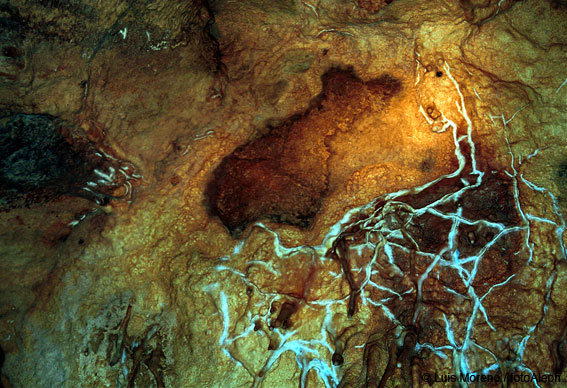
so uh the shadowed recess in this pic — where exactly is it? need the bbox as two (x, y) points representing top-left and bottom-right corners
(205, 68), (402, 236)
(0, 114), (139, 209)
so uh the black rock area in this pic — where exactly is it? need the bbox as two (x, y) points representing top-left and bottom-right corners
(1, 115), (86, 189)
(0, 114), (101, 208)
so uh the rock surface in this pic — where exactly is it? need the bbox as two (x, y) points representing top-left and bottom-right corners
(1, 0), (567, 387)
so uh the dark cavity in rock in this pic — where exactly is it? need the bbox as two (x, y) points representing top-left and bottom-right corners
(0, 114), (138, 209)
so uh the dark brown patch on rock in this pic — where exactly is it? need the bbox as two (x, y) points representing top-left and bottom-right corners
(206, 68), (402, 236)
(270, 301), (299, 330)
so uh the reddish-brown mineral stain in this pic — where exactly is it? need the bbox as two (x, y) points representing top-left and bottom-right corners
(206, 68), (402, 236)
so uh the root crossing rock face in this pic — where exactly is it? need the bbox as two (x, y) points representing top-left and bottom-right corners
(206, 68), (402, 236)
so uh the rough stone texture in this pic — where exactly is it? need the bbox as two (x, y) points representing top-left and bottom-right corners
(1, 0), (567, 387)
(4, 0), (211, 48)
(206, 69), (402, 235)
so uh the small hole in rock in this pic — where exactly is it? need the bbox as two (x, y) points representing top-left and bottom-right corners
(332, 352), (344, 366)
(2, 46), (19, 57)
(170, 175), (181, 186)
(435, 71), (443, 77)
